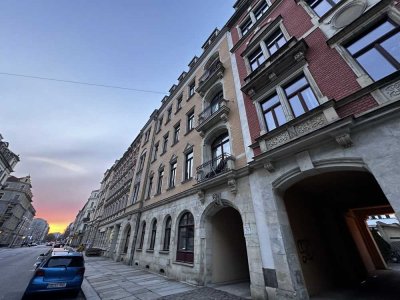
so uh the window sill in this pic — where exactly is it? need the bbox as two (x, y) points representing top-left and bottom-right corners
(173, 261), (194, 268)
(151, 159), (157, 164)
(187, 94), (195, 102)
(166, 186), (175, 191)
(160, 151), (166, 157)
(175, 108), (182, 115)
(136, 248), (142, 252)
(165, 119), (171, 125)
(146, 249), (154, 253)
(144, 197), (150, 201)
(184, 129), (194, 136)
(171, 141), (179, 147)
(159, 250), (170, 255)
(154, 192), (161, 197)
(181, 178), (193, 184)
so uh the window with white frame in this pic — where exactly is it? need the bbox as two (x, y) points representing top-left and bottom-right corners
(187, 110), (195, 132)
(240, 17), (253, 36)
(254, 1), (269, 20)
(188, 81), (196, 98)
(169, 161), (177, 188)
(185, 150), (194, 181)
(344, 18), (400, 82)
(156, 168), (164, 194)
(259, 73), (321, 132)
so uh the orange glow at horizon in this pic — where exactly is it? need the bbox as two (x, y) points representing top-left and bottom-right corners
(48, 222), (69, 234)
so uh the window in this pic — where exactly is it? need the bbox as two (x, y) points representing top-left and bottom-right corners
(173, 123), (180, 144)
(284, 75), (319, 117)
(149, 220), (157, 250)
(146, 175), (153, 199)
(138, 222), (146, 249)
(345, 19), (400, 81)
(157, 117), (163, 132)
(210, 91), (223, 114)
(265, 29), (287, 56)
(261, 94), (287, 132)
(187, 110), (195, 132)
(144, 129), (151, 143)
(162, 134), (169, 153)
(138, 151), (147, 171)
(185, 151), (194, 180)
(188, 81), (195, 98)
(169, 161), (177, 188)
(211, 132), (231, 165)
(163, 217), (172, 251)
(254, 1), (269, 20)
(177, 96), (183, 111)
(166, 107), (172, 123)
(156, 168), (164, 194)
(123, 226), (131, 253)
(132, 183), (140, 203)
(306, 0), (340, 17)
(249, 46), (266, 71)
(240, 17), (253, 36)
(152, 143), (159, 161)
(176, 212), (194, 263)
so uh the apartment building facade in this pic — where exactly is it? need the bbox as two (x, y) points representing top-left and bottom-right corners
(227, 0), (400, 298)
(0, 176), (35, 247)
(0, 134), (19, 188)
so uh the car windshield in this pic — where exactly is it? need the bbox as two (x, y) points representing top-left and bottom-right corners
(45, 257), (83, 268)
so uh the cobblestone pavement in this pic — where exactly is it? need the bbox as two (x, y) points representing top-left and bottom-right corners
(84, 256), (246, 300)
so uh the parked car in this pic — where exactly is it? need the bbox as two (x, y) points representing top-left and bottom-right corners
(25, 251), (85, 296)
(45, 242), (53, 246)
(85, 247), (102, 257)
(28, 242), (38, 247)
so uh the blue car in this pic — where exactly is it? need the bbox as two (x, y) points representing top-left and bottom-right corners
(25, 251), (85, 296)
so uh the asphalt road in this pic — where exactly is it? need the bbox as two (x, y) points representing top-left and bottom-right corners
(0, 245), (85, 300)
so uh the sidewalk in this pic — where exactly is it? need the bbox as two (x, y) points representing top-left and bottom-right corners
(82, 256), (246, 300)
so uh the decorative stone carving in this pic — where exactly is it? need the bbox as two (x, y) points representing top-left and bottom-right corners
(382, 80), (400, 100)
(197, 190), (205, 204)
(248, 88), (256, 97)
(220, 113), (229, 122)
(295, 114), (327, 136)
(227, 179), (237, 194)
(335, 133), (353, 148)
(294, 51), (305, 62)
(212, 193), (223, 206)
(287, 126), (297, 139)
(331, 1), (367, 29)
(266, 131), (290, 150)
(264, 161), (275, 173)
(268, 73), (277, 81)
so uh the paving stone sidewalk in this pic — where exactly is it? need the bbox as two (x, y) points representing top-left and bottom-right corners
(83, 256), (246, 300)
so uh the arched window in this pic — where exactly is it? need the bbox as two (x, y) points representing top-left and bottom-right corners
(210, 90), (223, 114)
(211, 132), (231, 160)
(138, 222), (146, 250)
(176, 212), (194, 263)
(149, 220), (157, 250)
(163, 216), (172, 251)
(123, 226), (131, 253)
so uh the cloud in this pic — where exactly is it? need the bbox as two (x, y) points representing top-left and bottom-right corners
(26, 156), (87, 174)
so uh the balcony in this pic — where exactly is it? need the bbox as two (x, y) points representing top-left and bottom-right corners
(196, 99), (230, 135)
(196, 60), (225, 96)
(196, 153), (235, 183)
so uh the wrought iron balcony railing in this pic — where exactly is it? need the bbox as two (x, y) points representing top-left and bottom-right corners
(196, 153), (234, 183)
(196, 99), (230, 135)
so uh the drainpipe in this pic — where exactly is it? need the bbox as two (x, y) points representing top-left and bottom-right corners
(129, 114), (158, 266)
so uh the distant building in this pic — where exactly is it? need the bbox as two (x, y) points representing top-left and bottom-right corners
(27, 218), (49, 243)
(70, 189), (99, 247)
(0, 176), (35, 247)
(0, 134), (19, 188)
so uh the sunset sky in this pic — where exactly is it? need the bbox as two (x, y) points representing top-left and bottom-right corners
(0, 1), (234, 233)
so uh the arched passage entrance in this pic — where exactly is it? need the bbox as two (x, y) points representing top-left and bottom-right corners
(202, 204), (250, 285)
(282, 170), (400, 298)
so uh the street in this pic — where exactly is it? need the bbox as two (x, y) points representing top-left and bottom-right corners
(0, 245), (85, 300)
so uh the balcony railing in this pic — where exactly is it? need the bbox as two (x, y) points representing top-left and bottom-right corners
(196, 99), (230, 135)
(196, 153), (234, 183)
(196, 60), (225, 96)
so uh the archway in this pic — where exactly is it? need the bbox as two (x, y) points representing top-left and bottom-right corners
(202, 203), (250, 285)
(282, 170), (400, 298)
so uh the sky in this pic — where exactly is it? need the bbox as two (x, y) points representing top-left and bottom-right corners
(0, 1), (235, 233)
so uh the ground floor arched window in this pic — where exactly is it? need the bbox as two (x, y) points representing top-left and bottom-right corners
(176, 212), (194, 263)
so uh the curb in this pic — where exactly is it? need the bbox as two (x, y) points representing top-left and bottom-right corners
(81, 278), (100, 300)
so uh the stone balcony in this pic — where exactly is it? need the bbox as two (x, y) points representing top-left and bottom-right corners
(196, 60), (225, 96)
(196, 153), (235, 183)
(195, 99), (230, 136)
